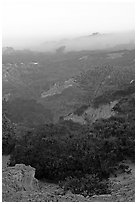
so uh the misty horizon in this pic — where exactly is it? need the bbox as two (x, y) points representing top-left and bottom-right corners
(2, 30), (135, 52)
(2, 0), (134, 50)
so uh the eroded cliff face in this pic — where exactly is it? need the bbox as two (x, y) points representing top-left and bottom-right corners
(64, 100), (118, 124)
(2, 164), (38, 202)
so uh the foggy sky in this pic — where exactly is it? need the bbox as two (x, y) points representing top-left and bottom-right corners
(2, 0), (135, 49)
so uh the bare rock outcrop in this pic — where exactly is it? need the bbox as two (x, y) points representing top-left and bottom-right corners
(2, 163), (135, 202)
(2, 164), (38, 202)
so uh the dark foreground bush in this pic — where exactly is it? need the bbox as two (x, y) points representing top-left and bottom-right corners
(9, 113), (134, 195)
(60, 175), (110, 196)
(93, 116), (135, 161)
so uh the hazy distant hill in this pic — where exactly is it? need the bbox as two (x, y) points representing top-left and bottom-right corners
(37, 31), (134, 52)
(2, 47), (15, 55)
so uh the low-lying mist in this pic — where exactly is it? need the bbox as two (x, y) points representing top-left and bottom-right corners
(38, 31), (134, 52)
(3, 30), (134, 53)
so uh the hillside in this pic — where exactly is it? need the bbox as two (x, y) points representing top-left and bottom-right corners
(3, 49), (134, 125)
(3, 88), (135, 201)
(2, 46), (135, 201)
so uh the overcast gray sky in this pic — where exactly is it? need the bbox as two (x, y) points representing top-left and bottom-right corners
(2, 0), (135, 48)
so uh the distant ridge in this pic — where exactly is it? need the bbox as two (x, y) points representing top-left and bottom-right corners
(36, 31), (134, 52)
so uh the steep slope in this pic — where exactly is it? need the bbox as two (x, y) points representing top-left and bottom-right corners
(3, 99), (53, 127)
(2, 49), (134, 126)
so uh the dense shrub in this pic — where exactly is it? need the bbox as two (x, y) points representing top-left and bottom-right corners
(2, 113), (16, 155)
(9, 95), (135, 195)
(10, 114), (134, 178)
(60, 175), (110, 196)
(93, 116), (135, 161)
